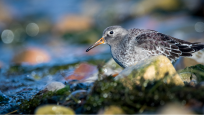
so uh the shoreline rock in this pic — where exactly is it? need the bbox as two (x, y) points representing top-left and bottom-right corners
(115, 55), (184, 88)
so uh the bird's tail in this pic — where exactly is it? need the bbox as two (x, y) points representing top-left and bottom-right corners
(191, 43), (204, 52)
(178, 43), (204, 56)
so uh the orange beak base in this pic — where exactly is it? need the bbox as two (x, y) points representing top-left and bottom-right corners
(86, 38), (105, 52)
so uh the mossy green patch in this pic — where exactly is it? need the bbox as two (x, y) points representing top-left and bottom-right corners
(84, 76), (204, 114)
(115, 55), (184, 88)
(178, 64), (204, 82)
(19, 85), (70, 114)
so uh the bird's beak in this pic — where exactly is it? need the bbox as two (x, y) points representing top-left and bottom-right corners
(86, 37), (105, 52)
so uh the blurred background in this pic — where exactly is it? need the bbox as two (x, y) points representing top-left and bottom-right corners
(0, 0), (204, 113)
(0, 0), (204, 69)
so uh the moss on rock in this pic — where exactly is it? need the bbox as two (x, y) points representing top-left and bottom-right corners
(115, 55), (184, 88)
(84, 76), (204, 114)
(178, 64), (204, 82)
(19, 85), (70, 114)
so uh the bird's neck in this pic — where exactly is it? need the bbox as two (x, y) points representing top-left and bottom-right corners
(111, 38), (124, 49)
(110, 36), (128, 53)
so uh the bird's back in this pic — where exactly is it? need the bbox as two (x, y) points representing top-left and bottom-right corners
(127, 28), (204, 62)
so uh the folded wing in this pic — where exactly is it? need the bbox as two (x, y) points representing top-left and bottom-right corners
(134, 32), (204, 62)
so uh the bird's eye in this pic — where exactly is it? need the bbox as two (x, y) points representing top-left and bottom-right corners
(110, 31), (114, 34)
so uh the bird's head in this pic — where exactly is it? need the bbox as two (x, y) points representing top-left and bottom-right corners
(86, 26), (128, 52)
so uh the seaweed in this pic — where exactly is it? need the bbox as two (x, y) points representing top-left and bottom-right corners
(178, 64), (204, 81)
(8, 64), (204, 114)
(83, 76), (204, 114)
(19, 85), (70, 114)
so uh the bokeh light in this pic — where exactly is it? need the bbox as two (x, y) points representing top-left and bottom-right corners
(195, 22), (204, 32)
(1, 29), (14, 44)
(26, 23), (39, 37)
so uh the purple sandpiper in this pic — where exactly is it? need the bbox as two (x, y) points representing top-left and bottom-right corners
(86, 26), (204, 68)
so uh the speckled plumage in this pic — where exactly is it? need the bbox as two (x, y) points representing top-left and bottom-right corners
(87, 26), (204, 68)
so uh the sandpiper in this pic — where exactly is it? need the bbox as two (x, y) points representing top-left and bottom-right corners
(86, 26), (204, 68)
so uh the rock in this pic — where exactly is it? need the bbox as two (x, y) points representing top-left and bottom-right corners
(177, 64), (204, 83)
(0, 91), (9, 105)
(13, 47), (50, 65)
(44, 82), (65, 92)
(66, 90), (87, 100)
(54, 15), (93, 33)
(35, 105), (75, 114)
(98, 105), (125, 114)
(65, 63), (98, 82)
(69, 82), (93, 92)
(102, 58), (123, 76)
(115, 55), (184, 88)
(189, 80), (196, 87)
(179, 72), (197, 83)
(158, 103), (194, 114)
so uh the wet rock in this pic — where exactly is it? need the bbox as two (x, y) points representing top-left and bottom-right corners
(189, 80), (197, 87)
(179, 72), (197, 83)
(158, 103), (194, 114)
(177, 64), (204, 83)
(54, 15), (93, 33)
(35, 105), (75, 114)
(65, 63), (98, 82)
(70, 83), (93, 92)
(102, 58), (123, 76)
(61, 90), (87, 113)
(13, 47), (50, 65)
(98, 105), (125, 114)
(0, 91), (10, 105)
(66, 79), (93, 92)
(66, 90), (87, 100)
(45, 81), (65, 92)
(115, 55), (184, 88)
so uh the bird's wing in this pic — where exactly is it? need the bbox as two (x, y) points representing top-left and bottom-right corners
(134, 32), (204, 61)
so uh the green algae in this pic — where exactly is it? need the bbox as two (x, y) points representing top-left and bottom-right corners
(115, 55), (184, 88)
(10, 63), (204, 114)
(178, 64), (204, 82)
(19, 85), (70, 114)
(83, 75), (204, 114)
